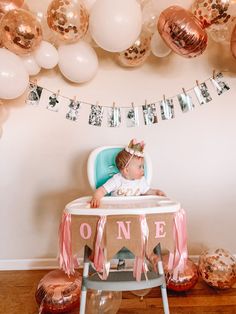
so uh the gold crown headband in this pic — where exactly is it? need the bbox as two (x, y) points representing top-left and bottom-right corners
(124, 139), (145, 168)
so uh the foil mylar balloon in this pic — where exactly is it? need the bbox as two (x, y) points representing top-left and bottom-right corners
(158, 5), (208, 58)
(0, 9), (42, 55)
(35, 269), (82, 313)
(199, 248), (236, 289)
(118, 30), (151, 67)
(191, 0), (231, 29)
(47, 0), (89, 43)
(0, 0), (24, 14)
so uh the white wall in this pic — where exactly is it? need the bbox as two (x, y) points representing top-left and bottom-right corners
(1, 37), (236, 264)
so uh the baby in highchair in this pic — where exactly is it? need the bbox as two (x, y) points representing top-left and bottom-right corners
(90, 138), (166, 208)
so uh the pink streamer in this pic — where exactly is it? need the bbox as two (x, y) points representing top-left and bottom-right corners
(58, 212), (75, 276)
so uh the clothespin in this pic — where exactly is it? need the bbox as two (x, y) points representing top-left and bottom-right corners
(112, 101), (116, 109)
(212, 69), (216, 79)
(56, 89), (60, 98)
(131, 102), (135, 109)
(30, 78), (38, 86)
(163, 94), (166, 103)
(145, 99), (147, 106)
(73, 95), (77, 101)
(182, 88), (187, 95)
(196, 80), (200, 87)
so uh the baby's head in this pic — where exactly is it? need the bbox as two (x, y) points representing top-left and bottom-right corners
(116, 139), (145, 180)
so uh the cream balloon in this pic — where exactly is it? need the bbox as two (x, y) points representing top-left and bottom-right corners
(34, 41), (59, 69)
(150, 31), (172, 57)
(0, 48), (29, 99)
(21, 54), (41, 75)
(90, 0), (142, 52)
(58, 41), (98, 83)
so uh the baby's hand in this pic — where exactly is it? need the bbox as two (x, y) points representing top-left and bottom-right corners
(90, 197), (100, 208)
(156, 189), (166, 197)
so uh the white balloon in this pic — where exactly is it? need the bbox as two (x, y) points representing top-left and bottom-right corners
(58, 41), (98, 83)
(21, 54), (41, 76)
(151, 31), (172, 58)
(0, 48), (29, 99)
(90, 0), (142, 52)
(34, 41), (59, 69)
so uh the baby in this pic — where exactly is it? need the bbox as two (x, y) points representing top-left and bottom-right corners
(90, 139), (166, 208)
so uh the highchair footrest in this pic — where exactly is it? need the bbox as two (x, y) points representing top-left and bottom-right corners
(84, 270), (165, 291)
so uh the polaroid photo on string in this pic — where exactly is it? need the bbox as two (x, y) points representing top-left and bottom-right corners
(177, 91), (195, 113)
(210, 72), (230, 95)
(66, 99), (80, 122)
(107, 106), (121, 127)
(160, 97), (174, 120)
(88, 104), (104, 126)
(47, 91), (60, 112)
(125, 106), (139, 127)
(25, 83), (43, 106)
(194, 82), (212, 105)
(142, 103), (158, 125)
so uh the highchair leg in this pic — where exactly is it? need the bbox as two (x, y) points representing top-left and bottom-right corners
(156, 243), (170, 314)
(80, 246), (91, 314)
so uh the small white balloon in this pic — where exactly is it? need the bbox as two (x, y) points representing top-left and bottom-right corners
(34, 41), (59, 69)
(0, 48), (29, 99)
(21, 54), (41, 76)
(90, 0), (142, 52)
(58, 41), (98, 83)
(151, 31), (172, 57)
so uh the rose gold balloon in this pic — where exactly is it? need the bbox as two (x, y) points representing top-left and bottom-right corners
(118, 30), (151, 67)
(158, 6), (208, 58)
(231, 24), (236, 58)
(0, 9), (42, 55)
(47, 0), (89, 43)
(0, 0), (24, 14)
(192, 0), (231, 29)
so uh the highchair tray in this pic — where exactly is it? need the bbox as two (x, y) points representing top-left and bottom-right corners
(65, 195), (180, 216)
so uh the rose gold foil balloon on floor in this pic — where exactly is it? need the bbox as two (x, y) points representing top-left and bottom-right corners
(158, 5), (208, 58)
(0, 0), (24, 14)
(0, 9), (42, 55)
(35, 269), (82, 313)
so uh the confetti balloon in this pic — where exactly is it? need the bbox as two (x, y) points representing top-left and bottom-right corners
(0, 0), (24, 14)
(0, 9), (42, 55)
(208, 17), (235, 43)
(118, 30), (151, 67)
(47, 0), (89, 43)
(199, 248), (236, 289)
(158, 6), (208, 58)
(191, 0), (231, 29)
(35, 269), (82, 313)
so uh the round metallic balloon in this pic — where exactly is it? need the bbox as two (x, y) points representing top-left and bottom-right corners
(47, 0), (89, 43)
(0, 9), (42, 55)
(0, 0), (24, 14)
(231, 24), (236, 58)
(158, 6), (208, 58)
(118, 30), (151, 67)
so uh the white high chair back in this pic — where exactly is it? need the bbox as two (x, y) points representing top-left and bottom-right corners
(87, 146), (152, 190)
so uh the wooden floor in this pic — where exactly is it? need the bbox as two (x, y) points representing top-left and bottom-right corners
(0, 270), (236, 314)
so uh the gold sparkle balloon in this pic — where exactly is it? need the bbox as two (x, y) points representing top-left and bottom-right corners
(158, 6), (208, 58)
(0, 0), (24, 14)
(0, 9), (42, 55)
(118, 30), (151, 67)
(47, 0), (89, 43)
(191, 0), (231, 29)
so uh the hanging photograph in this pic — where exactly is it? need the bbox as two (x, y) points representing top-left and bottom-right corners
(88, 104), (104, 126)
(160, 98), (174, 120)
(125, 107), (139, 127)
(25, 83), (43, 106)
(210, 72), (230, 95)
(107, 107), (121, 127)
(142, 103), (158, 125)
(177, 93), (195, 113)
(194, 82), (212, 105)
(66, 99), (80, 122)
(47, 93), (60, 112)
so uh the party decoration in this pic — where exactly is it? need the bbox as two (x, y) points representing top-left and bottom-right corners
(25, 83), (43, 106)
(177, 92), (195, 112)
(83, 0), (97, 11)
(47, 92), (60, 112)
(150, 31), (171, 58)
(118, 30), (151, 67)
(194, 82), (212, 105)
(0, 48), (29, 99)
(231, 23), (236, 58)
(89, 0), (142, 52)
(58, 41), (98, 83)
(0, 102), (9, 124)
(199, 248), (236, 289)
(142, 103), (158, 125)
(191, 0), (231, 29)
(89, 104), (104, 126)
(107, 107), (121, 127)
(158, 6), (208, 58)
(160, 98), (174, 120)
(210, 72), (230, 95)
(34, 41), (59, 69)
(0, 9), (42, 55)
(66, 100), (80, 121)
(35, 269), (82, 313)
(0, 0), (24, 14)
(142, 0), (160, 34)
(47, 0), (89, 43)
(86, 290), (122, 314)
(21, 55), (41, 76)
(125, 107), (139, 127)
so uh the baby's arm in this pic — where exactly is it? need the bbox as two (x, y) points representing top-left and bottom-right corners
(144, 188), (166, 197)
(90, 186), (107, 208)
